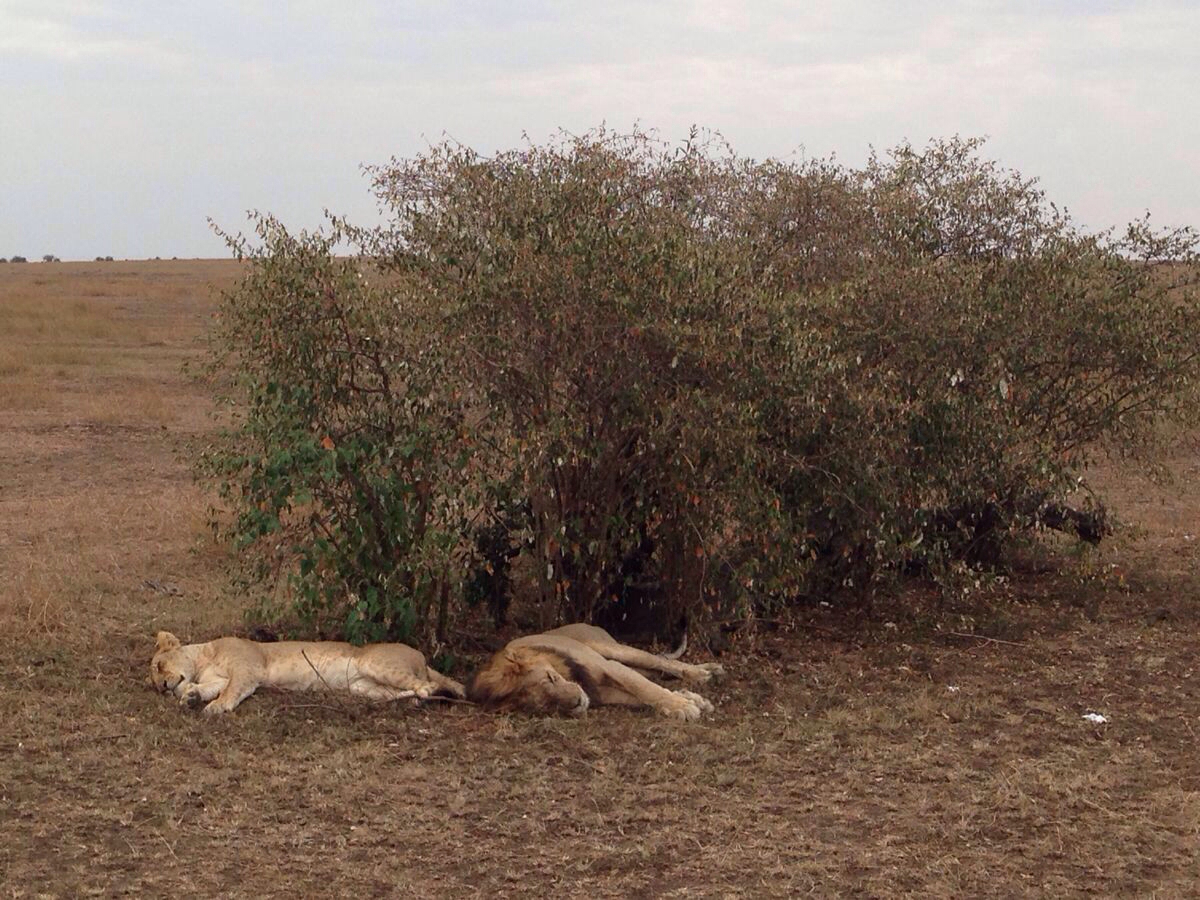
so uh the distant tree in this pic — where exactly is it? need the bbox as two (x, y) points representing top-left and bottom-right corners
(0, 257), (7, 263)
(105, 256), (114, 262)
(11, 255), (27, 263)
(41, 254), (59, 263)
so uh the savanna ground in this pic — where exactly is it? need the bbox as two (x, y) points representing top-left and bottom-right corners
(1, 259), (1198, 898)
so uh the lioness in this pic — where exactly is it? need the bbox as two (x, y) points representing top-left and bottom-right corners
(467, 623), (723, 721)
(149, 631), (465, 714)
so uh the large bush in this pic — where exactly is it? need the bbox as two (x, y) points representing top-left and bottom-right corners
(201, 130), (1200, 647)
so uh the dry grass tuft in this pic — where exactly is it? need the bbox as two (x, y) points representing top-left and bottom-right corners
(1, 259), (1199, 896)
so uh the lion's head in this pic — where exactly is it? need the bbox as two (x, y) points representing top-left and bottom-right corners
(467, 646), (592, 717)
(149, 631), (195, 697)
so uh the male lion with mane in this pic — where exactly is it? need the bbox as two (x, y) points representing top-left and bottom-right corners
(466, 624), (723, 721)
(149, 631), (465, 714)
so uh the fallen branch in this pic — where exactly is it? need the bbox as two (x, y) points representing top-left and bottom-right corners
(296, 649), (470, 711)
(156, 830), (180, 862)
(1035, 501), (1109, 545)
(300, 649), (357, 718)
(945, 631), (1026, 648)
(929, 495), (1110, 553)
(275, 702), (362, 716)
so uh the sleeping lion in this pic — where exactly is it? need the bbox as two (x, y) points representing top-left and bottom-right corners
(149, 631), (465, 714)
(466, 623), (723, 721)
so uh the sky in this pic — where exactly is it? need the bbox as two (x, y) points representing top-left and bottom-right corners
(2, 0), (1198, 261)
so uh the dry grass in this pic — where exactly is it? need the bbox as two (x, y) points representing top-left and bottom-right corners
(2, 260), (1199, 897)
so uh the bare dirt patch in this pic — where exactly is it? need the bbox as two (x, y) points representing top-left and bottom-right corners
(2, 260), (1198, 897)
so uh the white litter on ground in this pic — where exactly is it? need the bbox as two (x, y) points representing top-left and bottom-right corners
(1082, 712), (1108, 724)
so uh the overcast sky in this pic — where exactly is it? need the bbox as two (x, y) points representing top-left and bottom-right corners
(3, 0), (1198, 260)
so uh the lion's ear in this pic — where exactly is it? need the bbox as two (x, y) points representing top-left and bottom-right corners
(502, 648), (528, 673)
(155, 631), (182, 653)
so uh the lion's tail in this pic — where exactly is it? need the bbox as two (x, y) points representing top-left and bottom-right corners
(430, 669), (467, 700)
(661, 630), (688, 660)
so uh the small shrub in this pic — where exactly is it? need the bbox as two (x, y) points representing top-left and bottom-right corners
(200, 217), (477, 644)
(10, 255), (27, 263)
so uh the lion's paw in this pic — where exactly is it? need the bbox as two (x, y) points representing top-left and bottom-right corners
(681, 662), (725, 683)
(178, 686), (206, 711)
(675, 690), (714, 715)
(657, 694), (704, 722)
(661, 703), (700, 722)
